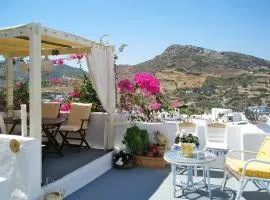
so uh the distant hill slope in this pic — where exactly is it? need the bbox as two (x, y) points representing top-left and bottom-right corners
(0, 62), (83, 81)
(134, 44), (270, 74)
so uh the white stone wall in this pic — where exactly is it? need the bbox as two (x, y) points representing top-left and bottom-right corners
(0, 135), (41, 200)
(57, 112), (107, 149)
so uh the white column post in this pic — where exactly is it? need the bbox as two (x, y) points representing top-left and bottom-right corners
(29, 23), (41, 141)
(6, 56), (13, 118)
(21, 104), (27, 137)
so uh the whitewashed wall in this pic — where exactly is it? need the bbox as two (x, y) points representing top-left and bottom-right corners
(0, 177), (8, 200)
(58, 112), (107, 149)
(0, 135), (41, 200)
(114, 114), (270, 153)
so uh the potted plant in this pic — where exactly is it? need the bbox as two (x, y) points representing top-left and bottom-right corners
(146, 143), (157, 157)
(113, 150), (135, 169)
(122, 126), (149, 155)
(154, 130), (168, 155)
(175, 133), (199, 157)
(13, 80), (29, 117)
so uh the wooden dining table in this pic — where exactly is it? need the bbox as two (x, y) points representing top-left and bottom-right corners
(4, 117), (66, 157)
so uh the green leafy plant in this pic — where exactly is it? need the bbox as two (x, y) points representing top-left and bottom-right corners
(0, 89), (6, 112)
(122, 126), (149, 154)
(140, 129), (149, 151)
(13, 80), (29, 110)
(69, 62), (104, 112)
(175, 133), (199, 146)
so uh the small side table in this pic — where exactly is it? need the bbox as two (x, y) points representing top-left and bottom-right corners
(164, 150), (216, 199)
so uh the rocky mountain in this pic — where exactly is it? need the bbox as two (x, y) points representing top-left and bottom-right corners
(117, 44), (270, 112)
(134, 44), (270, 74)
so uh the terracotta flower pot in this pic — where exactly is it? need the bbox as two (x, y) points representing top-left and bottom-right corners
(181, 143), (194, 157)
(156, 145), (166, 155)
(147, 151), (154, 157)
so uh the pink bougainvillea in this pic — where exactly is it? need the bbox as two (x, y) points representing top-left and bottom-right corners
(15, 81), (23, 88)
(69, 54), (85, 60)
(118, 79), (134, 93)
(69, 89), (80, 98)
(53, 98), (62, 103)
(50, 77), (63, 83)
(60, 102), (71, 112)
(150, 101), (161, 110)
(170, 100), (181, 108)
(118, 72), (166, 122)
(51, 59), (57, 65)
(57, 58), (64, 65)
(134, 72), (160, 94)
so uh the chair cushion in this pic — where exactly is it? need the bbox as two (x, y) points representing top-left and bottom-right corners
(42, 102), (60, 118)
(206, 142), (228, 150)
(59, 125), (81, 132)
(67, 103), (92, 128)
(256, 136), (270, 161)
(225, 157), (270, 179)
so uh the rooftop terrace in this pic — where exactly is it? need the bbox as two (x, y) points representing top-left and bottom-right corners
(65, 167), (270, 200)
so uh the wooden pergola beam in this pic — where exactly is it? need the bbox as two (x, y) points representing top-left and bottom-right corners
(15, 36), (72, 48)
(8, 47), (91, 57)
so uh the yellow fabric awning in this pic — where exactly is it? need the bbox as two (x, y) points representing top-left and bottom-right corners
(0, 23), (108, 57)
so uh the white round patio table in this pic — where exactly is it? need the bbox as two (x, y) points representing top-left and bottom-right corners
(164, 150), (216, 199)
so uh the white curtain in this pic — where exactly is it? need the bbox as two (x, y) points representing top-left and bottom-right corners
(86, 46), (115, 150)
(86, 46), (115, 113)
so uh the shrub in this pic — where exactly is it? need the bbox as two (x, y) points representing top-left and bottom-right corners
(122, 126), (149, 154)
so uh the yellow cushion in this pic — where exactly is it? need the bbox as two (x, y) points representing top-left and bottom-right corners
(257, 136), (270, 161)
(225, 157), (270, 179)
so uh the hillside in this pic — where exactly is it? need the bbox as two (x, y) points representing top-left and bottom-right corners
(0, 62), (84, 93)
(117, 44), (270, 112)
(135, 44), (270, 74)
(0, 62), (83, 81)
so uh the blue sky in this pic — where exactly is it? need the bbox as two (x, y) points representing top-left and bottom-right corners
(1, 0), (270, 65)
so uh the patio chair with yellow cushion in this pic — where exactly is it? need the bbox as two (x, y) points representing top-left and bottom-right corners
(59, 103), (92, 151)
(222, 136), (270, 199)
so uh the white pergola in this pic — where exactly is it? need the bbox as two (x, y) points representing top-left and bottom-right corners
(0, 23), (115, 149)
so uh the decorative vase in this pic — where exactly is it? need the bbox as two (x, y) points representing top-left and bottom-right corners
(114, 159), (135, 169)
(156, 145), (166, 155)
(181, 143), (194, 157)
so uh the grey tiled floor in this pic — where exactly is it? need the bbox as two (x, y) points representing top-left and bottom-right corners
(42, 147), (106, 185)
(65, 166), (270, 200)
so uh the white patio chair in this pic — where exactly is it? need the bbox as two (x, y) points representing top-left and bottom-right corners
(176, 122), (198, 137)
(222, 136), (270, 199)
(204, 123), (228, 169)
(205, 123), (228, 151)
